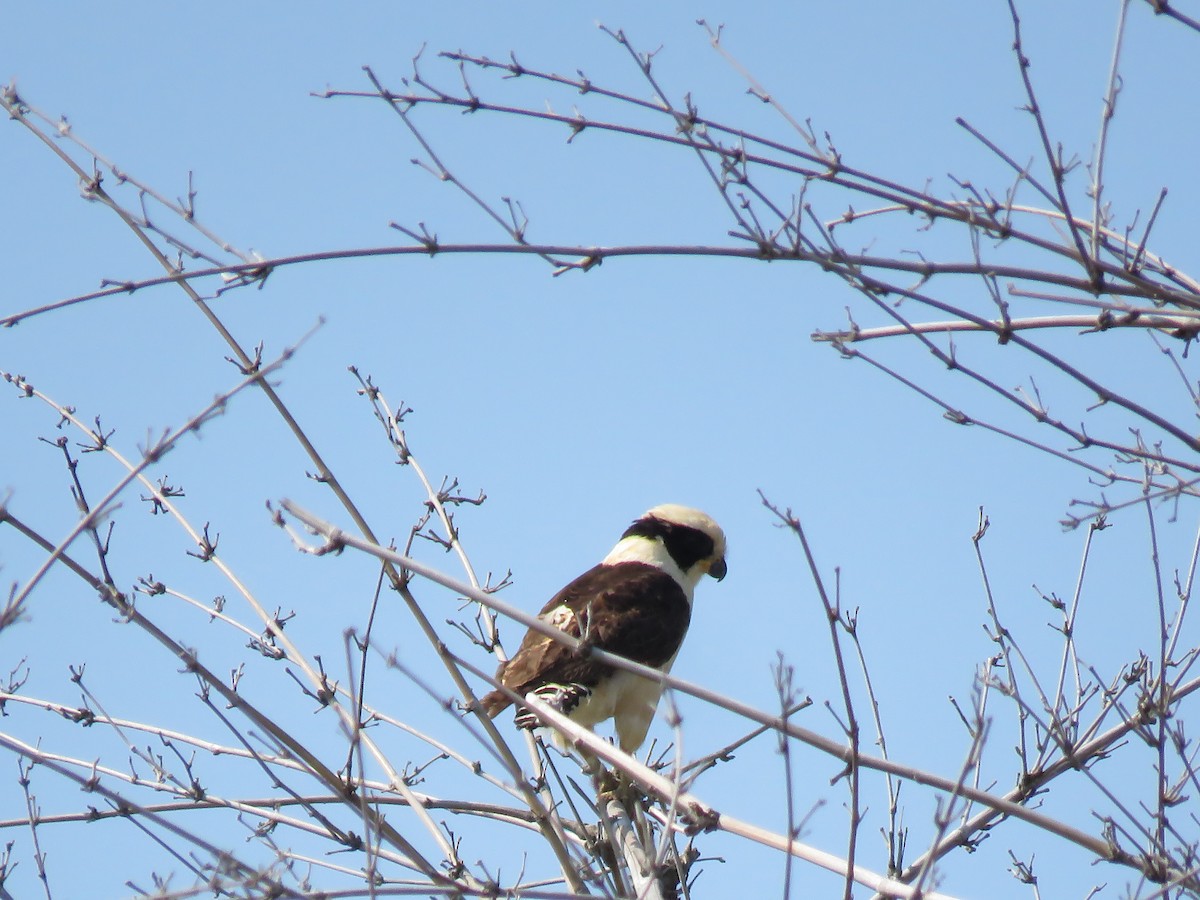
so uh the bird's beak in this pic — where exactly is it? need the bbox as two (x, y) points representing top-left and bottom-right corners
(708, 557), (727, 581)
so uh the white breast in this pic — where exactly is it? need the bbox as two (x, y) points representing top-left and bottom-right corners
(539, 650), (679, 754)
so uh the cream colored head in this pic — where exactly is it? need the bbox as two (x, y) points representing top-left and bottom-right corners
(602, 504), (728, 593)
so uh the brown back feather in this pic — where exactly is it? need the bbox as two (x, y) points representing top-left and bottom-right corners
(485, 563), (690, 710)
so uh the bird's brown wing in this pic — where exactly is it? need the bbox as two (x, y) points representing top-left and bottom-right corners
(479, 562), (690, 717)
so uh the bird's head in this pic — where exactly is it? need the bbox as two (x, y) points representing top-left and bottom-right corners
(604, 503), (728, 594)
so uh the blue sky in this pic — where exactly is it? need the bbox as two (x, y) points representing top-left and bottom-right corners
(3, 3), (1199, 898)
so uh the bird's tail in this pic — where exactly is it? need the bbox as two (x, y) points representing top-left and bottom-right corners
(479, 690), (510, 718)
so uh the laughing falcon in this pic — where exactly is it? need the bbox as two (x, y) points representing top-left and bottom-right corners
(480, 504), (727, 753)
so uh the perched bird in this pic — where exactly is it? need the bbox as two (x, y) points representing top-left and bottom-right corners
(480, 504), (727, 753)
